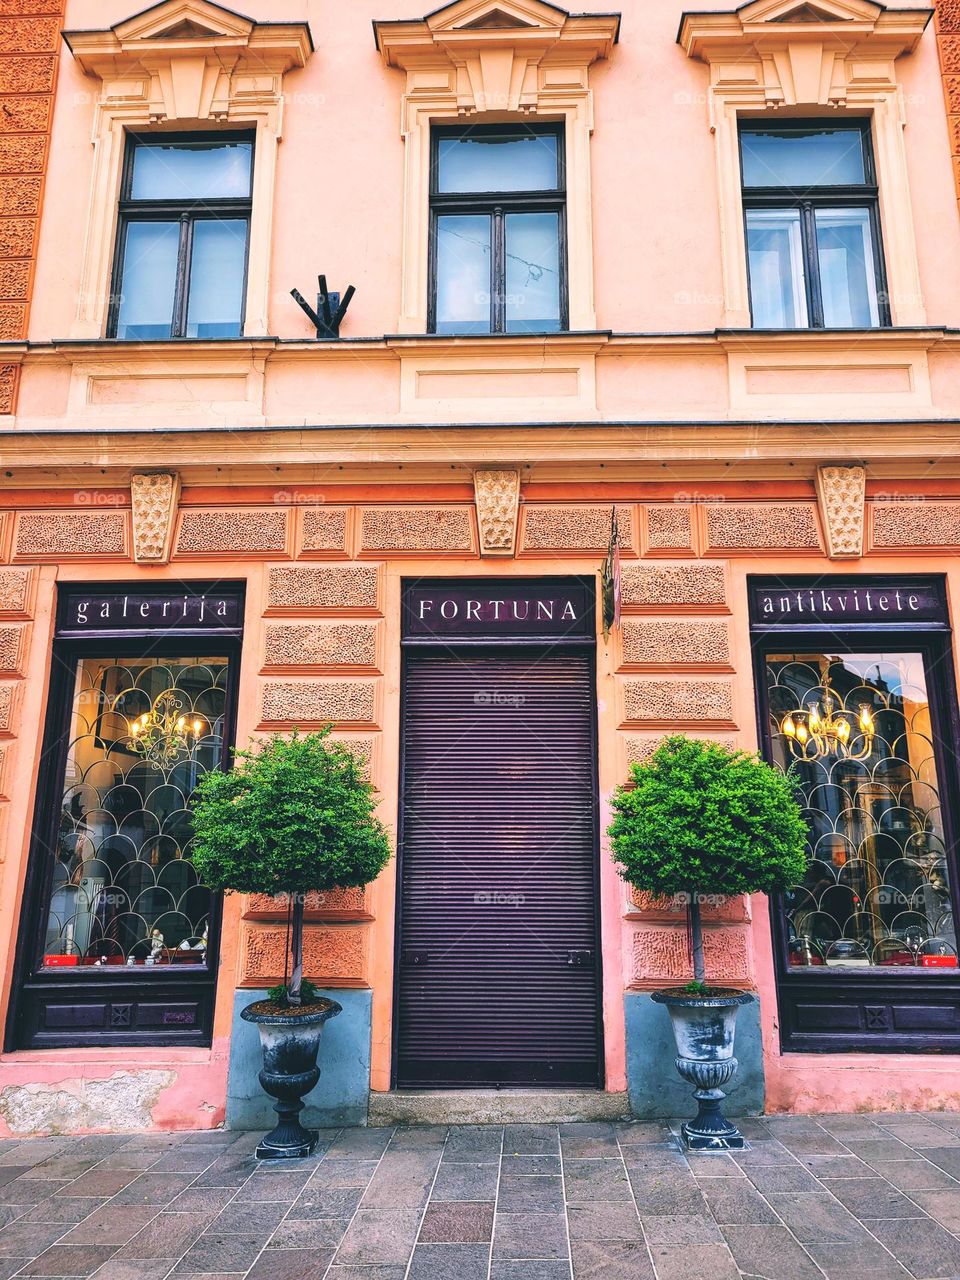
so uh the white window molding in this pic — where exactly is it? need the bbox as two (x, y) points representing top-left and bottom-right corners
(63, 0), (312, 340)
(374, 0), (620, 334)
(679, 0), (931, 328)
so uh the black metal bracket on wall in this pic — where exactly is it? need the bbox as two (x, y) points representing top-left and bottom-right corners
(290, 274), (356, 339)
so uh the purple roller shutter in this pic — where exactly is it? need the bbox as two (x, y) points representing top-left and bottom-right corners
(396, 652), (601, 1087)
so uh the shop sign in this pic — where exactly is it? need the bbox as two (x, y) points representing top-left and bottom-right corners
(403, 578), (594, 640)
(58, 586), (243, 634)
(749, 579), (947, 628)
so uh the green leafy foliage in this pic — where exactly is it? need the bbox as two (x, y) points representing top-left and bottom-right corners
(608, 736), (807, 899)
(190, 730), (391, 896)
(267, 979), (319, 1008)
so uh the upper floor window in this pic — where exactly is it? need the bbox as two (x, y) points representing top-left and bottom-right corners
(109, 134), (254, 340)
(429, 124), (567, 335)
(740, 121), (888, 330)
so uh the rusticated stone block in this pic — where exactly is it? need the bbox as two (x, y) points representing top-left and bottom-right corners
(623, 732), (737, 767)
(939, 0), (960, 33)
(0, 135), (46, 173)
(627, 886), (748, 923)
(300, 507), (349, 554)
(0, 569), (32, 616)
(0, 304), (24, 339)
(175, 509), (287, 556)
(0, 218), (35, 259)
(0, 18), (61, 53)
(0, 363), (16, 414)
(620, 562), (726, 608)
(243, 887), (372, 921)
(522, 505), (633, 552)
(241, 922), (369, 987)
(267, 564), (380, 613)
(706, 504), (821, 551)
(263, 622), (378, 670)
(645, 505), (693, 551)
(14, 510), (127, 559)
(0, 743), (7, 802)
(0, 54), (55, 94)
(360, 507), (474, 553)
(0, 177), (39, 219)
(260, 679), (377, 726)
(623, 677), (735, 725)
(0, 625), (26, 675)
(631, 925), (750, 985)
(941, 33), (960, 72)
(621, 619), (730, 667)
(0, 682), (18, 735)
(871, 501), (960, 547)
(946, 74), (960, 113)
(0, 96), (51, 133)
(0, 259), (30, 299)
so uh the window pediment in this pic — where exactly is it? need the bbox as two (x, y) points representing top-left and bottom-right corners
(64, 0), (312, 120)
(679, 0), (930, 69)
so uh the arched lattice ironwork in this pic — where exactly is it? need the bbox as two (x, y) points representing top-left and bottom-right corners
(42, 657), (226, 969)
(765, 652), (957, 970)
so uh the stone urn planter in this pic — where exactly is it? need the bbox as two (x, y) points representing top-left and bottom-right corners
(652, 987), (753, 1150)
(241, 996), (342, 1159)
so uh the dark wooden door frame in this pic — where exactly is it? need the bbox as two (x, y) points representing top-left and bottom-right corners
(5, 604), (243, 1052)
(750, 614), (960, 1053)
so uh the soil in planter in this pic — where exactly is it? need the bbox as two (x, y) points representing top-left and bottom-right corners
(245, 998), (339, 1018)
(659, 985), (746, 999)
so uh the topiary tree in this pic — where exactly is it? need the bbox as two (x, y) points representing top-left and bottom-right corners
(191, 729), (391, 1007)
(608, 735), (807, 989)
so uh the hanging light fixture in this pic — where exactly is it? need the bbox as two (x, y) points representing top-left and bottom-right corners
(127, 689), (204, 768)
(780, 672), (875, 761)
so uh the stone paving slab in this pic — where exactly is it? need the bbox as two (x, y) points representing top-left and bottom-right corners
(0, 1115), (958, 1277)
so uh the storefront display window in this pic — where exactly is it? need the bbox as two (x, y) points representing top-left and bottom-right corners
(44, 657), (226, 970)
(765, 651), (956, 971)
(750, 577), (960, 1052)
(7, 583), (242, 1051)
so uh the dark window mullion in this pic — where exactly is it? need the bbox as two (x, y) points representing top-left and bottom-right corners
(492, 206), (504, 334)
(800, 200), (824, 328)
(171, 214), (192, 339)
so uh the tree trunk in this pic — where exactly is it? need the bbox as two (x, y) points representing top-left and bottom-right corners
(689, 894), (706, 985)
(289, 894), (304, 1006)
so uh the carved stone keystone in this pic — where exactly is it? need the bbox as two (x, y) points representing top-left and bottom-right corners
(131, 471), (181, 565)
(473, 469), (521, 557)
(815, 464), (866, 560)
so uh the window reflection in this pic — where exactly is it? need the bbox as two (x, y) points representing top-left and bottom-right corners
(766, 652), (956, 970)
(44, 657), (226, 970)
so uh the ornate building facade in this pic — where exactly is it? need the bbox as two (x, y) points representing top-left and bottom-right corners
(2, 0), (960, 1132)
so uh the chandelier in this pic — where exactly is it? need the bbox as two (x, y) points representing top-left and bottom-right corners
(127, 690), (205, 768)
(780, 672), (875, 761)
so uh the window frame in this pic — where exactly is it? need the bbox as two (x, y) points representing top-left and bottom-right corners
(107, 130), (256, 342)
(750, 578), (960, 1054)
(738, 118), (891, 330)
(427, 122), (569, 336)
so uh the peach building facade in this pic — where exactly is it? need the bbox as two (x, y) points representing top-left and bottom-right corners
(2, 0), (960, 1132)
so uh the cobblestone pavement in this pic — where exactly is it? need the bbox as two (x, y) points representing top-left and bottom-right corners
(2, 1114), (960, 1278)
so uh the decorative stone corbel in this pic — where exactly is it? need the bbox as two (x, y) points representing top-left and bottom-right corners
(131, 471), (181, 565)
(473, 468), (521, 557)
(815, 464), (866, 559)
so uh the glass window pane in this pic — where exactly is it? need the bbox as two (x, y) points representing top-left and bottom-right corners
(815, 207), (880, 327)
(43, 657), (228, 970)
(505, 212), (561, 333)
(746, 208), (808, 328)
(437, 131), (559, 193)
(115, 221), (179, 340)
(130, 141), (252, 200)
(741, 128), (866, 188)
(766, 652), (956, 972)
(435, 214), (492, 334)
(185, 219), (248, 339)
